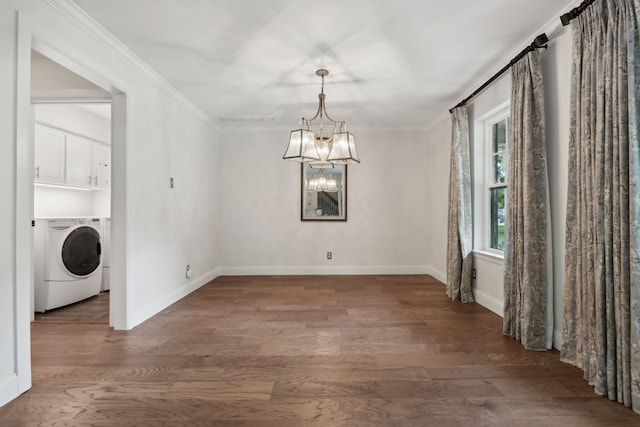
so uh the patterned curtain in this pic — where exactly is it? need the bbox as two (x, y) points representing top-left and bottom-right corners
(446, 106), (474, 302)
(503, 50), (552, 351)
(561, 0), (640, 412)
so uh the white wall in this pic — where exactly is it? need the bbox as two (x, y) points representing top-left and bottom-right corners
(34, 103), (110, 143)
(218, 127), (432, 275)
(467, 72), (511, 316)
(543, 28), (572, 347)
(423, 27), (572, 348)
(126, 97), (220, 325)
(31, 49), (107, 101)
(422, 114), (451, 282)
(33, 186), (94, 217)
(1, 0), (221, 406)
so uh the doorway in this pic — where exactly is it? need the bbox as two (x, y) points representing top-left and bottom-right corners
(8, 13), (130, 403)
(18, 38), (127, 333)
(30, 49), (113, 325)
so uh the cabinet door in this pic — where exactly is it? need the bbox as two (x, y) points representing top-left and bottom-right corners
(66, 134), (92, 187)
(34, 124), (65, 184)
(92, 143), (111, 189)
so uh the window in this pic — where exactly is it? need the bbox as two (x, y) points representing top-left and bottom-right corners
(473, 102), (509, 254)
(488, 117), (508, 251)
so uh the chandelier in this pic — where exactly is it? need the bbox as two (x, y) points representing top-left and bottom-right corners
(283, 69), (360, 166)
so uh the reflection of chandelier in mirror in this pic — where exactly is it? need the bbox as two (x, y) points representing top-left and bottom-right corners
(283, 69), (360, 167)
(307, 170), (339, 192)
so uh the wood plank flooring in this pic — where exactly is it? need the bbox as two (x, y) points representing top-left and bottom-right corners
(34, 291), (110, 324)
(2, 275), (639, 426)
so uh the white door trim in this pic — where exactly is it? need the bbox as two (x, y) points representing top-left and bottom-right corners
(10, 10), (129, 404)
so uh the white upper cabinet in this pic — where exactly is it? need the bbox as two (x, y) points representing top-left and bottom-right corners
(34, 124), (65, 184)
(92, 142), (111, 189)
(34, 123), (111, 189)
(65, 134), (93, 187)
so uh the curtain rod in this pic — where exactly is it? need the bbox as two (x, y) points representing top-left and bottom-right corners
(560, 0), (597, 26)
(449, 33), (548, 113)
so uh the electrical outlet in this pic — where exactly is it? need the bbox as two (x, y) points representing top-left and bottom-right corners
(327, 251), (332, 260)
(170, 177), (175, 188)
(472, 268), (477, 279)
(185, 264), (192, 279)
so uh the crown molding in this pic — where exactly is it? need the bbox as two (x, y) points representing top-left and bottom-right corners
(45, 0), (221, 131)
(218, 123), (435, 134)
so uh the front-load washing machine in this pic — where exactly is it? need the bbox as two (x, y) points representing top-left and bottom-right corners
(34, 218), (103, 312)
(100, 218), (111, 291)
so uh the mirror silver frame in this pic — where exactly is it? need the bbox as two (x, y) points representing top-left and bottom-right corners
(301, 164), (347, 221)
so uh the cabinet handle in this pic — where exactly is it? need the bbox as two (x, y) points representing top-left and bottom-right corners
(35, 166), (40, 179)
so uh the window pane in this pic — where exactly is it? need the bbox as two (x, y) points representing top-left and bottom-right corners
(491, 117), (508, 185)
(493, 153), (506, 184)
(490, 186), (506, 251)
(492, 119), (508, 154)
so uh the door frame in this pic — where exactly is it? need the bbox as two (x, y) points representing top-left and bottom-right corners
(14, 11), (129, 398)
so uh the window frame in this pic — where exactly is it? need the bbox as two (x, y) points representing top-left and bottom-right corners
(473, 101), (510, 257)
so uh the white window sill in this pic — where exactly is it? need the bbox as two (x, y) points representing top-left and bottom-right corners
(473, 250), (504, 265)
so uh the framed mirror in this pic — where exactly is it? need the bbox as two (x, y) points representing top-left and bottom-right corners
(301, 164), (347, 221)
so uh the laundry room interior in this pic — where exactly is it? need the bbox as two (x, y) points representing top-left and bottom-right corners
(31, 49), (112, 323)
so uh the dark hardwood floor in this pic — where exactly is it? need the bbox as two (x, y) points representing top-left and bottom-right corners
(34, 291), (110, 324)
(1, 275), (638, 426)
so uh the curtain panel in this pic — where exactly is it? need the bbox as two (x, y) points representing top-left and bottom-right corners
(561, 0), (640, 412)
(503, 50), (552, 351)
(446, 106), (474, 303)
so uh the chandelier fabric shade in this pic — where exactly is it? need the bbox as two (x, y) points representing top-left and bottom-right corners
(283, 128), (320, 162)
(283, 69), (360, 165)
(326, 131), (358, 164)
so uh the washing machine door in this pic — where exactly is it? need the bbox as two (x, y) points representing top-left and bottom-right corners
(61, 226), (102, 277)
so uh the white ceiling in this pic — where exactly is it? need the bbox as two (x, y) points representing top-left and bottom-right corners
(71, 0), (576, 130)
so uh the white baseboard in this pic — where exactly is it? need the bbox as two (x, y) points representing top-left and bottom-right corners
(129, 268), (221, 328)
(472, 287), (504, 317)
(219, 265), (431, 276)
(473, 287), (563, 351)
(0, 374), (19, 407)
(426, 265), (446, 284)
